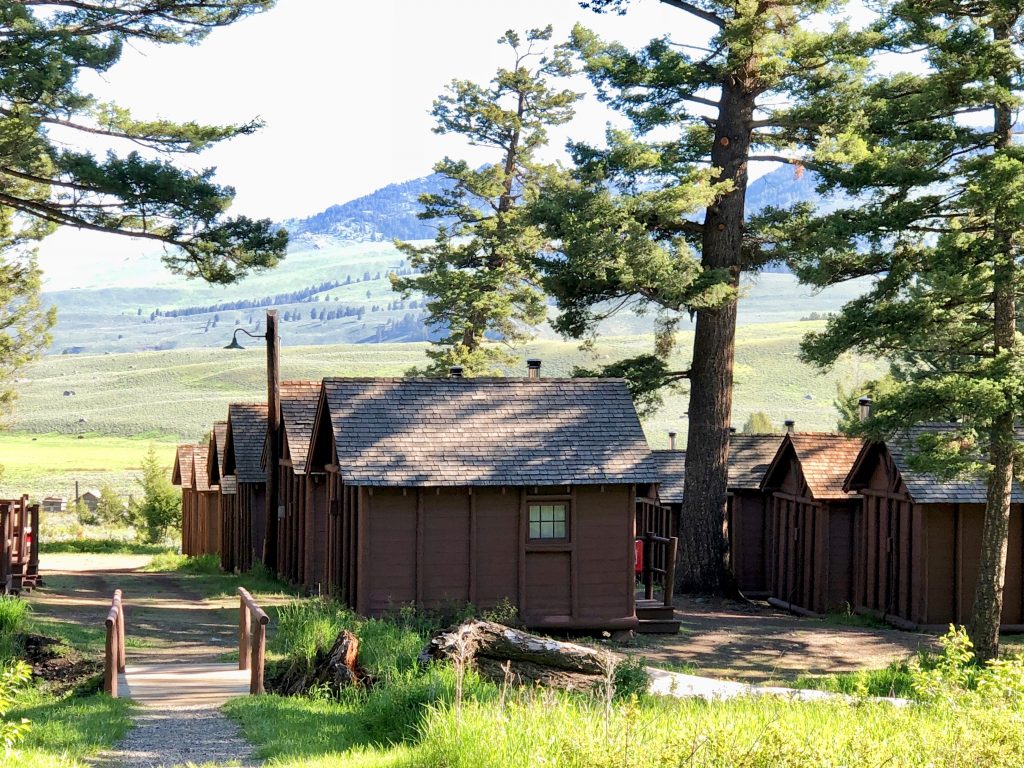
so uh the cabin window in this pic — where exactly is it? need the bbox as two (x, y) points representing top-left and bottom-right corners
(528, 503), (567, 540)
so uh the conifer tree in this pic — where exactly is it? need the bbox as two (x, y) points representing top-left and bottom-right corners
(531, 1), (870, 591)
(0, 1), (286, 418)
(391, 27), (580, 376)
(775, 0), (1024, 661)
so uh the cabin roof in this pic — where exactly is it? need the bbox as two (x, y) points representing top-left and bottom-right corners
(192, 445), (213, 492)
(319, 377), (658, 487)
(172, 444), (195, 488)
(847, 423), (1024, 504)
(650, 450), (686, 504)
(762, 433), (863, 501)
(212, 421), (229, 477)
(280, 381), (321, 474)
(227, 403), (268, 484)
(651, 434), (783, 505)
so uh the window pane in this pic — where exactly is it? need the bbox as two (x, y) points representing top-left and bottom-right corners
(553, 521), (566, 538)
(529, 507), (540, 523)
(530, 522), (541, 538)
(528, 503), (568, 539)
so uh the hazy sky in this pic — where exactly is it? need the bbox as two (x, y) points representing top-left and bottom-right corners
(41, 0), (721, 280)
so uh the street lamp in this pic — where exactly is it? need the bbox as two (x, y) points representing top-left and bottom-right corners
(224, 309), (281, 572)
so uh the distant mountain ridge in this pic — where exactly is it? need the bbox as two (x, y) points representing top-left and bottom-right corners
(284, 164), (821, 245)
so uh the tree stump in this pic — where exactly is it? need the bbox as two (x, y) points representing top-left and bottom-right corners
(275, 629), (372, 695)
(420, 620), (618, 691)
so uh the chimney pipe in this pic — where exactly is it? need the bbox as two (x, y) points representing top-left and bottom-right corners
(668, 431), (677, 450)
(527, 358), (541, 380)
(729, 426), (737, 434)
(859, 396), (872, 423)
(449, 365), (464, 379)
(784, 419), (795, 433)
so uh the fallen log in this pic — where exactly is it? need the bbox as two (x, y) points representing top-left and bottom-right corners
(274, 629), (373, 696)
(420, 620), (619, 691)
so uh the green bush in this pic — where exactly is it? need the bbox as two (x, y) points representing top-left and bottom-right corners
(145, 552), (220, 574)
(0, 660), (31, 754)
(129, 446), (181, 543)
(0, 597), (29, 638)
(911, 625), (1024, 706)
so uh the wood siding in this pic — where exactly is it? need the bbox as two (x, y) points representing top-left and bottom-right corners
(728, 490), (772, 596)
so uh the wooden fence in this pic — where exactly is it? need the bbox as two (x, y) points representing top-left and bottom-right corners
(638, 530), (679, 608)
(1, 496), (40, 594)
(103, 589), (126, 697)
(238, 587), (270, 694)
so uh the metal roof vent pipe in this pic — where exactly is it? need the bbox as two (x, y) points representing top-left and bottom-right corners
(785, 419), (795, 433)
(668, 431), (677, 450)
(729, 426), (737, 434)
(859, 396), (873, 423)
(449, 366), (464, 379)
(527, 358), (542, 379)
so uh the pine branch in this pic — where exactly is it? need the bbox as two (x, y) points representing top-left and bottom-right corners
(658, 0), (727, 28)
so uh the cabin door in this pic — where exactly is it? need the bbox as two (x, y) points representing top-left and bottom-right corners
(523, 499), (572, 622)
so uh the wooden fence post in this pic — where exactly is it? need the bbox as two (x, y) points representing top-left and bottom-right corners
(664, 536), (678, 608)
(251, 620), (266, 695)
(104, 589), (123, 697)
(643, 531), (654, 601)
(238, 591), (251, 671)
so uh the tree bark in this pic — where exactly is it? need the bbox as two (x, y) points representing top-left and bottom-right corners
(970, 30), (1016, 661)
(678, 81), (754, 593)
(420, 620), (616, 691)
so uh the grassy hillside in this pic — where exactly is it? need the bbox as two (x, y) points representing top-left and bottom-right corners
(1, 323), (883, 499)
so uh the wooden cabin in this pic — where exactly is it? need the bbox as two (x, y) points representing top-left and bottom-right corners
(844, 425), (1024, 631)
(223, 403), (268, 572)
(760, 433), (864, 616)
(209, 421), (239, 573)
(1, 496), (40, 594)
(651, 434), (781, 596)
(306, 376), (658, 631)
(172, 444), (197, 555)
(190, 444), (220, 556)
(275, 381), (327, 591)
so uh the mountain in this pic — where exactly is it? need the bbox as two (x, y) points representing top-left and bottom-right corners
(283, 173), (451, 243)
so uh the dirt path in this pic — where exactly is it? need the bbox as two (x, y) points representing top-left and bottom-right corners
(27, 553), (276, 767)
(631, 596), (940, 682)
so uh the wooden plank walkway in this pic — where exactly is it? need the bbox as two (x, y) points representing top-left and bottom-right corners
(120, 663), (251, 709)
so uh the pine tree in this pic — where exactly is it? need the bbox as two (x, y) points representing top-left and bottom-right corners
(531, 1), (870, 591)
(391, 27), (580, 376)
(0, 2), (285, 421)
(742, 412), (776, 434)
(775, 0), (1024, 661)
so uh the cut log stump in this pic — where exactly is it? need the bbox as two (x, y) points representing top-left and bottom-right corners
(420, 620), (619, 691)
(275, 629), (372, 696)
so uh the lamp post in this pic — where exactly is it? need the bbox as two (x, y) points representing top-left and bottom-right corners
(224, 309), (280, 572)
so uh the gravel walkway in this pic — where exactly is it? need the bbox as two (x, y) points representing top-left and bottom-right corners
(90, 705), (260, 768)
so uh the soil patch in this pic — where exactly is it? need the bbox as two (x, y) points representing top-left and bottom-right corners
(22, 633), (102, 692)
(626, 596), (940, 682)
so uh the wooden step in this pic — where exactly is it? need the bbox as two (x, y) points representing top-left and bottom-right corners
(637, 618), (682, 634)
(636, 599), (676, 621)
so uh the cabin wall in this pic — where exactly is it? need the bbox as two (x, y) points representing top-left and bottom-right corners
(303, 475), (329, 591)
(219, 492), (237, 572)
(770, 491), (857, 615)
(336, 483), (635, 630)
(855, 455), (1024, 629)
(236, 483), (266, 572)
(728, 490), (771, 596)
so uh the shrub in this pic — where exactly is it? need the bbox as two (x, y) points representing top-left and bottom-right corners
(0, 598), (29, 638)
(129, 446), (180, 543)
(911, 625), (1024, 706)
(0, 661), (31, 755)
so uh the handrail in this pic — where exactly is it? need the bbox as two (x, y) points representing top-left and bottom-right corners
(238, 587), (270, 694)
(103, 589), (125, 697)
(639, 531), (679, 608)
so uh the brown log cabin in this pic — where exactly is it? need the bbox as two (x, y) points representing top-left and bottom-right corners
(208, 421), (239, 573)
(172, 444), (198, 555)
(651, 434), (782, 596)
(305, 376), (658, 631)
(844, 424), (1024, 631)
(223, 403), (268, 572)
(191, 444), (220, 556)
(760, 432), (864, 616)
(274, 381), (327, 592)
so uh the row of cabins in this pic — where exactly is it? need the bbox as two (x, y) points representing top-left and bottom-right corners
(172, 370), (1024, 633)
(175, 373), (657, 631)
(655, 425), (1024, 631)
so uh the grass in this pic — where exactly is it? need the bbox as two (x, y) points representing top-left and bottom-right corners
(143, 553), (292, 599)
(7, 687), (133, 768)
(39, 539), (173, 555)
(790, 661), (916, 698)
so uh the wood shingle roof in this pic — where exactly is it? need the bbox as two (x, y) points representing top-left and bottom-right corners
(227, 403), (268, 484)
(319, 377), (658, 488)
(280, 381), (321, 475)
(849, 423), (1024, 504)
(192, 445), (213, 492)
(652, 434), (784, 505)
(172, 444), (195, 489)
(762, 433), (863, 500)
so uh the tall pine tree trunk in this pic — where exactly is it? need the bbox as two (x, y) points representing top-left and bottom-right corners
(970, 33), (1016, 662)
(678, 82), (753, 592)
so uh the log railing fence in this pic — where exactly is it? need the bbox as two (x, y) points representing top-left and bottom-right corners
(238, 587), (270, 694)
(103, 589), (126, 697)
(640, 530), (679, 608)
